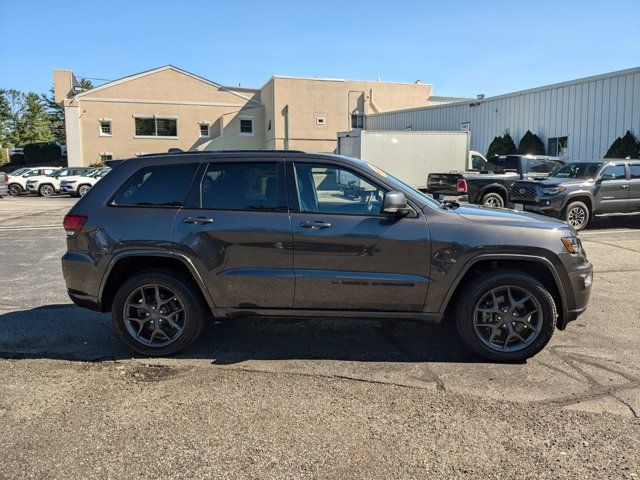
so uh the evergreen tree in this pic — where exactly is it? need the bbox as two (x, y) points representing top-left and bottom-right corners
(0, 89), (25, 147)
(517, 130), (545, 155)
(17, 93), (53, 144)
(486, 136), (503, 158)
(42, 87), (66, 144)
(79, 78), (93, 90)
(501, 130), (517, 154)
(604, 130), (639, 158)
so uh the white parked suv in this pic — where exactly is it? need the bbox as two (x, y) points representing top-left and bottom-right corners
(6, 166), (58, 196)
(26, 167), (91, 197)
(60, 168), (111, 197)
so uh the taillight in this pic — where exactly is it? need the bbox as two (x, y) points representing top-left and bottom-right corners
(457, 179), (468, 193)
(63, 214), (88, 232)
(4, 175), (7, 185)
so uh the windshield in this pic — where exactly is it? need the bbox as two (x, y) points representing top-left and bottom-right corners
(47, 168), (63, 177)
(10, 167), (30, 176)
(363, 161), (441, 208)
(551, 162), (602, 179)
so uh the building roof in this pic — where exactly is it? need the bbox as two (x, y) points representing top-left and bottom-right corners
(72, 65), (260, 104)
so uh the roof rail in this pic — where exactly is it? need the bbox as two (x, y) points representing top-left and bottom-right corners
(137, 149), (305, 157)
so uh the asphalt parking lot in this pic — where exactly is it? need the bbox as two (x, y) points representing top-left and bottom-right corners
(0, 195), (639, 478)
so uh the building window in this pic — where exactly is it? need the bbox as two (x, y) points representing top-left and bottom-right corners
(351, 113), (364, 129)
(267, 119), (272, 131)
(240, 119), (253, 135)
(134, 116), (178, 138)
(199, 124), (210, 137)
(100, 154), (113, 162)
(315, 116), (326, 126)
(548, 136), (568, 156)
(99, 120), (112, 136)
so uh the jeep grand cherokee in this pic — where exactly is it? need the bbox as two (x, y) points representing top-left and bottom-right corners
(62, 151), (593, 362)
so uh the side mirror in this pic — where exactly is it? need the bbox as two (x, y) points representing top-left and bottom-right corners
(600, 172), (616, 181)
(382, 191), (410, 216)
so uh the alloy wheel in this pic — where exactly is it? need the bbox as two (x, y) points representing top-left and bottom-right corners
(483, 195), (503, 208)
(473, 285), (543, 353)
(567, 207), (587, 229)
(40, 185), (54, 197)
(78, 185), (91, 196)
(123, 284), (186, 347)
(8, 184), (21, 196)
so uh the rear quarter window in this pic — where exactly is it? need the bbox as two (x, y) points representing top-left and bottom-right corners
(113, 163), (199, 207)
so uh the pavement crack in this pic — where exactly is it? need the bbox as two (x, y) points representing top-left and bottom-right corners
(611, 393), (639, 418)
(217, 365), (439, 392)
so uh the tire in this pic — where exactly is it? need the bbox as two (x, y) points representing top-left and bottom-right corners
(481, 192), (505, 208)
(563, 201), (590, 231)
(77, 184), (91, 197)
(455, 269), (557, 362)
(39, 184), (55, 197)
(111, 270), (208, 357)
(8, 184), (22, 196)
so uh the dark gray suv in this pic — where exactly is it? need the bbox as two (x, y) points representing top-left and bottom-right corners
(62, 151), (593, 362)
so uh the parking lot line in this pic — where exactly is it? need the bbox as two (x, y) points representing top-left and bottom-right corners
(0, 225), (62, 232)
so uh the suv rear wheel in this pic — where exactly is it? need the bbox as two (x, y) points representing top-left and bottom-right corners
(8, 184), (22, 196)
(563, 201), (590, 231)
(481, 192), (505, 208)
(455, 270), (556, 362)
(112, 270), (207, 356)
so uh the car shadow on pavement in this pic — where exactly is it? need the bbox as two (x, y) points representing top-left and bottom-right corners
(0, 304), (478, 364)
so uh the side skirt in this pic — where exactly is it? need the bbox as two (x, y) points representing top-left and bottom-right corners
(211, 307), (443, 324)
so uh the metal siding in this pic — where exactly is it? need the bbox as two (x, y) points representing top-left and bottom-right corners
(366, 68), (640, 160)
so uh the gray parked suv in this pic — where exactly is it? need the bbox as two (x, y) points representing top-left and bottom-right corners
(62, 151), (593, 362)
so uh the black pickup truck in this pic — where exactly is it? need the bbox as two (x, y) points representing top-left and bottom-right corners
(427, 155), (565, 208)
(509, 159), (640, 230)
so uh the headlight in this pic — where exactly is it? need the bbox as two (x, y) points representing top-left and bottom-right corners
(542, 186), (565, 195)
(562, 236), (582, 255)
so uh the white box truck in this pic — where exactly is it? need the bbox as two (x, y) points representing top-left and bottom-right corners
(337, 130), (486, 190)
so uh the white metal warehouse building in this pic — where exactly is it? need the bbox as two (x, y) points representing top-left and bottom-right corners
(365, 67), (640, 161)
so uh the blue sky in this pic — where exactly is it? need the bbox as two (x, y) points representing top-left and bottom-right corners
(1, 0), (638, 97)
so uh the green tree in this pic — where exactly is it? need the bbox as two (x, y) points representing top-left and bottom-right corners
(604, 130), (639, 159)
(486, 129), (517, 158)
(16, 93), (53, 144)
(517, 130), (545, 155)
(79, 78), (93, 90)
(0, 89), (25, 147)
(42, 87), (66, 144)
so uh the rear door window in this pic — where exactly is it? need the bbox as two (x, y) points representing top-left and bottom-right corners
(113, 163), (199, 207)
(200, 162), (283, 211)
(527, 159), (547, 173)
(629, 165), (640, 179)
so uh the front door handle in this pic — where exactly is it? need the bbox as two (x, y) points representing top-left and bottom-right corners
(183, 216), (214, 224)
(300, 221), (331, 230)
(621, 184), (629, 189)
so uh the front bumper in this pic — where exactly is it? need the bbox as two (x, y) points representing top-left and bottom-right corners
(60, 185), (78, 194)
(509, 194), (565, 217)
(557, 255), (593, 329)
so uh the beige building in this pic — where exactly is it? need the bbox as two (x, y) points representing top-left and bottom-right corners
(54, 65), (434, 166)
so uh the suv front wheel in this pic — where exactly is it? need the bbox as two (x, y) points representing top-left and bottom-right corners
(455, 270), (556, 362)
(112, 270), (207, 356)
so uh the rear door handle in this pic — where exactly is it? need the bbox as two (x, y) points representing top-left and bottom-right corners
(183, 216), (214, 224)
(300, 221), (331, 230)
(621, 185), (630, 189)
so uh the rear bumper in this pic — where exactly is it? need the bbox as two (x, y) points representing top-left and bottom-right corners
(67, 289), (101, 311)
(62, 251), (104, 311)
